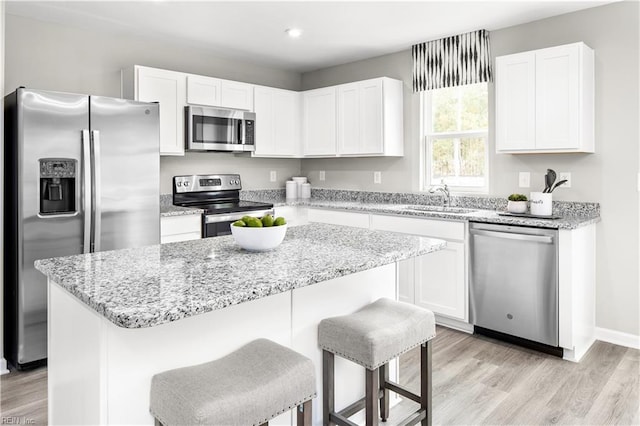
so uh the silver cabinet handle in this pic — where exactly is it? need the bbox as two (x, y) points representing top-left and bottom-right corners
(469, 229), (554, 244)
(82, 129), (92, 254)
(90, 130), (102, 252)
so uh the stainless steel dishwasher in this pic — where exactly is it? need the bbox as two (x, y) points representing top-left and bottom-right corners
(469, 222), (561, 355)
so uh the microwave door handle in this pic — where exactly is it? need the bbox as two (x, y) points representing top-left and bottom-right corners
(237, 120), (243, 144)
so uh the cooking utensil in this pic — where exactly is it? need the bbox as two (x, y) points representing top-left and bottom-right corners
(544, 173), (550, 193)
(544, 169), (557, 193)
(550, 179), (567, 193)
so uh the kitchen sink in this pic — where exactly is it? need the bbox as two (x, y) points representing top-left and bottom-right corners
(405, 205), (478, 214)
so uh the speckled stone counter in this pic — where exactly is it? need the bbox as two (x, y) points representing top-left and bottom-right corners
(160, 194), (203, 217)
(35, 223), (445, 329)
(241, 189), (600, 230)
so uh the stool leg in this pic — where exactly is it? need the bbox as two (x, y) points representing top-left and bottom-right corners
(421, 341), (433, 426)
(366, 368), (379, 426)
(379, 363), (389, 422)
(297, 400), (313, 426)
(154, 419), (162, 426)
(323, 350), (335, 426)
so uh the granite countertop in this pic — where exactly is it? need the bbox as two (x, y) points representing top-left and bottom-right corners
(241, 191), (600, 230)
(35, 223), (446, 329)
(160, 204), (204, 217)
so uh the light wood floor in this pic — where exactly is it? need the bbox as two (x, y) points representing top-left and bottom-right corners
(1, 326), (638, 425)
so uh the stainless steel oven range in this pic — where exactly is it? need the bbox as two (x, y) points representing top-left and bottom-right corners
(173, 174), (274, 237)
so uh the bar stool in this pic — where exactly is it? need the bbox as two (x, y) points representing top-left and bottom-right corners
(150, 338), (316, 426)
(318, 298), (436, 426)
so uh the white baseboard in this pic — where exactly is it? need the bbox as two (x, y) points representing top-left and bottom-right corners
(595, 327), (640, 350)
(0, 357), (9, 375)
(435, 315), (474, 334)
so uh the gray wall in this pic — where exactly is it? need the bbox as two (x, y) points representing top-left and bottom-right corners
(4, 14), (303, 192)
(301, 1), (640, 337)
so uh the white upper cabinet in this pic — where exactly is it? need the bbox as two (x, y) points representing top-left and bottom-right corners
(220, 80), (254, 111)
(303, 87), (337, 156)
(186, 75), (221, 107)
(253, 86), (301, 157)
(186, 75), (254, 111)
(124, 66), (187, 156)
(337, 77), (403, 156)
(496, 42), (594, 153)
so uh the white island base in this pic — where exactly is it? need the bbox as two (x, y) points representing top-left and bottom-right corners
(48, 263), (399, 425)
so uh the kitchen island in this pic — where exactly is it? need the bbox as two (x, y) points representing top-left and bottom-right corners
(35, 223), (445, 425)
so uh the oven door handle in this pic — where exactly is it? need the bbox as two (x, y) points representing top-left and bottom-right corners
(204, 209), (275, 224)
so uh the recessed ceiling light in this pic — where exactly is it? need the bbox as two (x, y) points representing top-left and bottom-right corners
(285, 28), (302, 38)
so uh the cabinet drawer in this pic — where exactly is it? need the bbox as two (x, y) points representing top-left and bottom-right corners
(161, 214), (202, 237)
(307, 208), (369, 228)
(370, 214), (464, 241)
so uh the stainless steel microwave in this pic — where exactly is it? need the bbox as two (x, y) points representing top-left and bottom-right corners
(185, 106), (256, 152)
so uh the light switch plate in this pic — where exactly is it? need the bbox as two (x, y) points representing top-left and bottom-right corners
(269, 171), (277, 182)
(319, 171), (326, 181)
(374, 171), (382, 184)
(518, 172), (530, 188)
(559, 172), (571, 188)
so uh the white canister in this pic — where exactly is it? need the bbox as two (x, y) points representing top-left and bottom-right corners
(291, 177), (307, 198)
(286, 181), (298, 200)
(301, 183), (311, 199)
(530, 192), (553, 216)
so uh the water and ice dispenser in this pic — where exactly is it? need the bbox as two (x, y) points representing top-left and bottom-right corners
(39, 159), (77, 215)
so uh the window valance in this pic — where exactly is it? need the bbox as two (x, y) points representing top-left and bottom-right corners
(412, 29), (493, 92)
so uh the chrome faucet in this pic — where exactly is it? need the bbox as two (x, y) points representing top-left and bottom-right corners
(429, 184), (451, 208)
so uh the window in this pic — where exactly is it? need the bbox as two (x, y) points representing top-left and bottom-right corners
(422, 83), (488, 192)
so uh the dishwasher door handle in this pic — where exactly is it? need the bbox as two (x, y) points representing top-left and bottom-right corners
(470, 229), (554, 244)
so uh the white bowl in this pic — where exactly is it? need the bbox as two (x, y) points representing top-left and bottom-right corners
(230, 224), (288, 251)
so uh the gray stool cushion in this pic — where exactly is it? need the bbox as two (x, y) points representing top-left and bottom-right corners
(318, 298), (436, 370)
(150, 338), (316, 426)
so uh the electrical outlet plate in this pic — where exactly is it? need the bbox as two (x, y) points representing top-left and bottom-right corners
(518, 172), (530, 188)
(269, 171), (277, 182)
(319, 171), (325, 181)
(559, 172), (571, 188)
(374, 171), (382, 184)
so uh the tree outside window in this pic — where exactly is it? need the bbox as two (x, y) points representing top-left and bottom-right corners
(423, 83), (488, 192)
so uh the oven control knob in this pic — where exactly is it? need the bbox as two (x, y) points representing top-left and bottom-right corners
(176, 182), (182, 187)
(184, 181), (190, 186)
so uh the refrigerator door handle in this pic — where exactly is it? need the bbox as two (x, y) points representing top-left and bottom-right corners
(90, 130), (102, 252)
(82, 129), (92, 254)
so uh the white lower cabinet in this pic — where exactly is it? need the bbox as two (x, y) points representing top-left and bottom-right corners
(307, 208), (370, 228)
(274, 206), (308, 227)
(369, 214), (467, 322)
(160, 215), (202, 243)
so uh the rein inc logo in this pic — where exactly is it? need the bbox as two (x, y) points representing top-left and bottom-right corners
(1, 417), (35, 425)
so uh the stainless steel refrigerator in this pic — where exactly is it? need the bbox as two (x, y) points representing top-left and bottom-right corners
(3, 88), (160, 369)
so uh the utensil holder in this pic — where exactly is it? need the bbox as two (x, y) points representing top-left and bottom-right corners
(530, 192), (552, 216)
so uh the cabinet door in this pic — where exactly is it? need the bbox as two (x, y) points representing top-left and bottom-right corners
(535, 45), (580, 151)
(186, 74), (221, 107)
(495, 52), (536, 152)
(303, 88), (337, 156)
(415, 241), (466, 320)
(160, 215), (202, 243)
(254, 87), (300, 157)
(221, 80), (254, 111)
(137, 67), (186, 156)
(337, 83), (360, 155)
(272, 90), (300, 156)
(359, 79), (384, 154)
(253, 86), (276, 155)
(307, 208), (369, 228)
